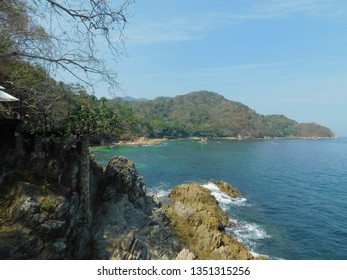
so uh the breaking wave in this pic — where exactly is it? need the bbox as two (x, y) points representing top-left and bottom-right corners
(202, 181), (269, 258)
(201, 182), (248, 209)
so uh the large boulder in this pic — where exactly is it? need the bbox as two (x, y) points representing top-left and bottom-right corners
(165, 183), (255, 260)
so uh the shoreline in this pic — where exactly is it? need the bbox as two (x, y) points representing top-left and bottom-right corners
(91, 135), (339, 149)
(115, 137), (168, 146)
(211, 136), (338, 140)
(115, 135), (338, 145)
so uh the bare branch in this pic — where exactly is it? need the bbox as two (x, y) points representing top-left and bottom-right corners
(0, 0), (134, 93)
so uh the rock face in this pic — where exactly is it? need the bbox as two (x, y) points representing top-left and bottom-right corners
(92, 156), (192, 260)
(1, 181), (92, 259)
(165, 183), (255, 260)
(0, 154), (193, 260)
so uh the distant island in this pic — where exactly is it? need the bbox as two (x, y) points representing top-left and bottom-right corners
(114, 91), (335, 139)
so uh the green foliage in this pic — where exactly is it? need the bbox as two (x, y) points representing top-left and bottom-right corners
(40, 195), (59, 214)
(62, 92), (138, 141)
(263, 115), (298, 137)
(14, 228), (26, 239)
(124, 91), (334, 139)
(1, 54), (137, 144)
(41, 178), (50, 194)
(0, 203), (9, 222)
(295, 123), (333, 138)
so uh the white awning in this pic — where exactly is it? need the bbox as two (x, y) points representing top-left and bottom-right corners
(0, 90), (20, 102)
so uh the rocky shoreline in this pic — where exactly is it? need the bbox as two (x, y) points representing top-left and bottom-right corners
(0, 152), (259, 260)
(115, 137), (166, 146)
(113, 136), (337, 147)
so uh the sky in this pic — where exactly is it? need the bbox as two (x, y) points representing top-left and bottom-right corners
(99, 0), (347, 136)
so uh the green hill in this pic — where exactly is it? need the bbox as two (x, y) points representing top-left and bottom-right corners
(121, 91), (334, 139)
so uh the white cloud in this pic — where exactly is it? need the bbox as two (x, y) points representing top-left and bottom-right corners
(216, 0), (347, 22)
(126, 15), (213, 44)
(126, 0), (347, 44)
(254, 0), (347, 18)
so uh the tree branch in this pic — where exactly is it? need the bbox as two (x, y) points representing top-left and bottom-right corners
(1, 0), (134, 92)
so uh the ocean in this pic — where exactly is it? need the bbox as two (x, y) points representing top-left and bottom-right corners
(91, 138), (347, 260)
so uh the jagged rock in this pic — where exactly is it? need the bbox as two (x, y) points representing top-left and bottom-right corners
(165, 183), (254, 260)
(1, 177), (90, 259)
(52, 201), (70, 219)
(92, 191), (189, 260)
(37, 220), (66, 239)
(53, 239), (66, 255)
(12, 236), (43, 259)
(103, 156), (146, 205)
(176, 249), (196, 260)
(91, 156), (193, 260)
(11, 183), (41, 226)
(210, 179), (242, 198)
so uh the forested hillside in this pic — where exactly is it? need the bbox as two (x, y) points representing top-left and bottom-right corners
(119, 91), (334, 139)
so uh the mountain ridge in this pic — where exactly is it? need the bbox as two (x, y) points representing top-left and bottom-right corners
(117, 90), (334, 139)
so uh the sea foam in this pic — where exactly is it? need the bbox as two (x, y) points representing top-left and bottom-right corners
(202, 181), (269, 257)
(201, 182), (248, 209)
(226, 217), (270, 257)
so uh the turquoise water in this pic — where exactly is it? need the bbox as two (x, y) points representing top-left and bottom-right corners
(91, 138), (347, 260)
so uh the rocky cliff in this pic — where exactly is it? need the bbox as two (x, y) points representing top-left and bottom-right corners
(0, 152), (193, 259)
(0, 152), (255, 260)
(91, 156), (192, 260)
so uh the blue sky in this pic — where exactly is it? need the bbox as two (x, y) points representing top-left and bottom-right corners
(99, 0), (347, 136)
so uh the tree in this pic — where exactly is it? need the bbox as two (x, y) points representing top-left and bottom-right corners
(62, 90), (139, 224)
(0, 0), (135, 228)
(0, 0), (49, 58)
(0, 0), (134, 91)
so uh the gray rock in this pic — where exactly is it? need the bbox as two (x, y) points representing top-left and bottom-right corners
(176, 249), (196, 260)
(103, 156), (146, 204)
(3, 153), (194, 260)
(93, 160), (189, 260)
(53, 239), (66, 255)
(13, 195), (40, 226)
(52, 201), (69, 219)
(38, 220), (66, 239)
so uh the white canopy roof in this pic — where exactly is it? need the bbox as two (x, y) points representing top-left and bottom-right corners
(0, 90), (19, 102)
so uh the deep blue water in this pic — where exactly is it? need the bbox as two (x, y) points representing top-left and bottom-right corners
(91, 138), (347, 260)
